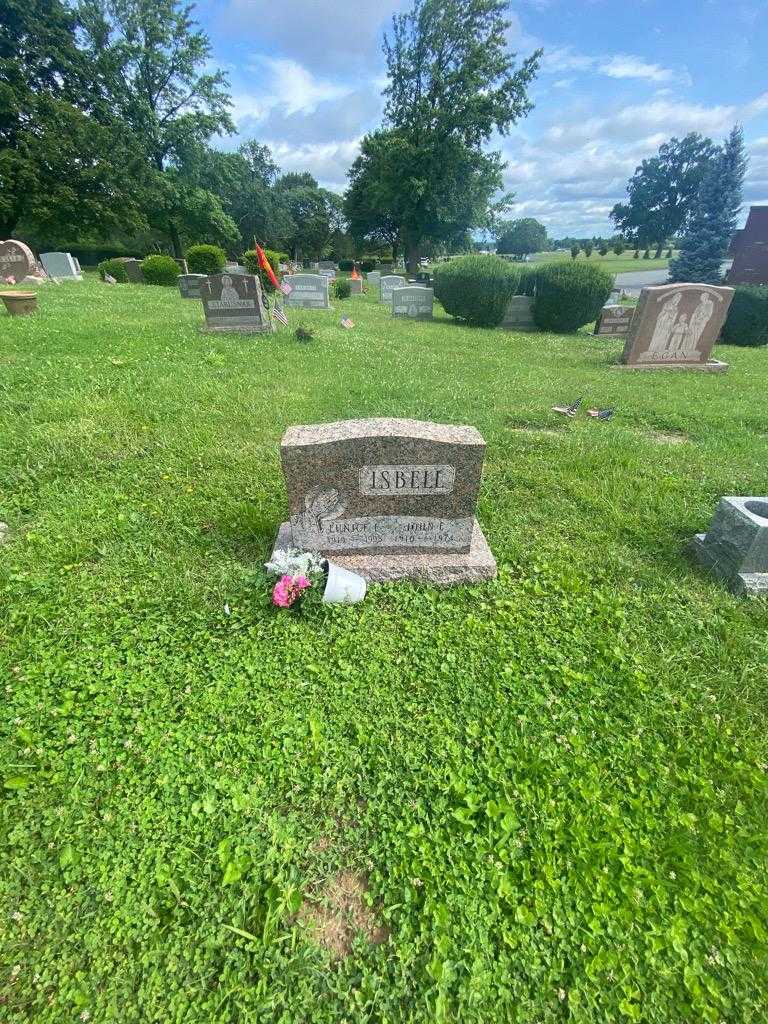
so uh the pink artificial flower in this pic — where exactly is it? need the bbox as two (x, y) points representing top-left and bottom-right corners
(4, 275), (16, 285)
(272, 574), (312, 608)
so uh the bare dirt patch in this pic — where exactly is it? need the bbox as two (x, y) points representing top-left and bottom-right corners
(297, 870), (389, 960)
(649, 430), (688, 445)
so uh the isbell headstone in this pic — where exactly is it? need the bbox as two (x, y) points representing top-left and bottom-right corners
(200, 273), (273, 333)
(178, 273), (207, 299)
(0, 239), (35, 282)
(283, 273), (331, 310)
(618, 283), (733, 371)
(40, 252), (82, 280)
(690, 497), (768, 595)
(272, 418), (497, 584)
(380, 275), (407, 304)
(594, 304), (635, 337)
(392, 286), (434, 320)
(502, 295), (536, 331)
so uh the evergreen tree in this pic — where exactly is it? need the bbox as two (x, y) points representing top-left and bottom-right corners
(669, 126), (747, 284)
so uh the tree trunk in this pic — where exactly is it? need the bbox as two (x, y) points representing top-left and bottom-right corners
(654, 243), (664, 259)
(169, 222), (183, 259)
(406, 238), (421, 276)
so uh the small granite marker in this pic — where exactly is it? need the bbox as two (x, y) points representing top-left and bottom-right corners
(690, 497), (768, 595)
(40, 252), (82, 280)
(283, 273), (331, 310)
(618, 283), (733, 371)
(348, 278), (363, 295)
(201, 273), (273, 333)
(120, 258), (145, 284)
(0, 239), (35, 282)
(273, 418), (496, 584)
(502, 295), (536, 331)
(380, 275), (407, 304)
(178, 273), (207, 299)
(366, 271), (381, 291)
(319, 260), (336, 272)
(594, 304), (635, 336)
(392, 286), (434, 320)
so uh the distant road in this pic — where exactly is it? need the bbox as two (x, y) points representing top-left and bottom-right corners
(614, 262), (733, 295)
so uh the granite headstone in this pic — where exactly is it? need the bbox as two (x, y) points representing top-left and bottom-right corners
(392, 286), (434, 320)
(120, 258), (145, 284)
(690, 497), (768, 595)
(40, 252), (82, 280)
(380, 275), (407, 304)
(178, 273), (207, 299)
(319, 260), (336, 272)
(348, 278), (363, 295)
(594, 304), (635, 336)
(201, 273), (273, 333)
(283, 273), (331, 309)
(366, 271), (381, 291)
(726, 206), (768, 286)
(619, 283), (733, 371)
(0, 239), (35, 282)
(273, 418), (496, 584)
(502, 295), (536, 331)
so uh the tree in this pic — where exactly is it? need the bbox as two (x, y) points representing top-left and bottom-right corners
(273, 173), (345, 260)
(570, 245), (579, 260)
(354, 0), (540, 273)
(610, 133), (717, 258)
(584, 243), (593, 258)
(495, 218), (547, 258)
(669, 126), (747, 284)
(78, 0), (236, 255)
(0, 0), (142, 239)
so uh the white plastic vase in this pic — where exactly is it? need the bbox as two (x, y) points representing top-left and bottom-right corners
(322, 561), (367, 604)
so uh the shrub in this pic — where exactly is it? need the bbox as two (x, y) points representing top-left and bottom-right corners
(333, 278), (352, 299)
(599, 245), (608, 256)
(613, 241), (624, 255)
(141, 254), (180, 286)
(533, 262), (613, 333)
(97, 258), (129, 282)
(243, 248), (283, 293)
(433, 255), (521, 327)
(361, 259), (377, 274)
(584, 244), (593, 257)
(185, 244), (226, 275)
(570, 245), (579, 260)
(338, 259), (354, 272)
(643, 249), (651, 260)
(720, 286), (768, 347)
(634, 250), (640, 259)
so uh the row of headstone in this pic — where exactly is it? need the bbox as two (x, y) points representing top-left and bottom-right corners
(40, 252), (82, 280)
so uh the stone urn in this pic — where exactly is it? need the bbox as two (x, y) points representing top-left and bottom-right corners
(1, 291), (37, 316)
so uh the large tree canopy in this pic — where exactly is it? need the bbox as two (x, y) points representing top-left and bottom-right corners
(610, 133), (717, 256)
(496, 218), (548, 257)
(346, 0), (540, 272)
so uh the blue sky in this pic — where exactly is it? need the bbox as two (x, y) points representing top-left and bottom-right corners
(196, 0), (768, 237)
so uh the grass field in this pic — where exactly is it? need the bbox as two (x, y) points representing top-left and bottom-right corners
(1, 278), (767, 1023)
(528, 250), (674, 275)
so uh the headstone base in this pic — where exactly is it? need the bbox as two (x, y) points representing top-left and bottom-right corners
(200, 323), (275, 334)
(271, 518), (497, 586)
(612, 359), (729, 373)
(689, 534), (768, 596)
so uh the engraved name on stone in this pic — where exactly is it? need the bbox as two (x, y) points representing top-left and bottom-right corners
(359, 464), (455, 496)
(291, 514), (473, 551)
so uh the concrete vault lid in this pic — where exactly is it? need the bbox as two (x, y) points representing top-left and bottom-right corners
(281, 418), (486, 448)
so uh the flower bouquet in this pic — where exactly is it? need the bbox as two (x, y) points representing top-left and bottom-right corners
(264, 547), (366, 608)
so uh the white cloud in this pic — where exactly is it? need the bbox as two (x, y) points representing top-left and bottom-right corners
(231, 59), (353, 124)
(540, 46), (689, 86)
(603, 55), (686, 85)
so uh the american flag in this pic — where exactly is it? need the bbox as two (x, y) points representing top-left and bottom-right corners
(340, 316), (355, 329)
(272, 304), (288, 327)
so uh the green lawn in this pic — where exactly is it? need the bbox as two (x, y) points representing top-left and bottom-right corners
(529, 250), (674, 275)
(1, 278), (767, 1024)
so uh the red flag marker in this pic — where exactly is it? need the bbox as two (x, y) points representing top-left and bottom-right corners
(255, 243), (280, 290)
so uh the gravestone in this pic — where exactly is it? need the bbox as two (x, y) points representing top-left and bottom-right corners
(366, 271), (381, 291)
(224, 262), (248, 275)
(174, 258), (189, 275)
(120, 258), (145, 284)
(0, 239), (35, 282)
(690, 497), (768, 595)
(415, 271), (432, 286)
(273, 418), (496, 583)
(348, 278), (363, 295)
(726, 206), (768, 285)
(200, 273), (273, 333)
(618, 283), (733, 371)
(594, 304), (635, 337)
(320, 268), (336, 282)
(392, 286), (434, 320)
(502, 295), (536, 331)
(319, 260), (336, 272)
(283, 273), (330, 310)
(73, 257), (82, 274)
(380, 275), (407, 304)
(178, 273), (207, 299)
(40, 252), (82, 280)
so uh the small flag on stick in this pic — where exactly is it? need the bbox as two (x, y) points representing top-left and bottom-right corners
(255, 242), (280, 290)
(272, 304), (288, 327)
(340, 316), (355, 329)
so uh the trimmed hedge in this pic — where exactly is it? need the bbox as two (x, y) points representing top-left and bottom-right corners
(141, 254), (180, 286)
(97, 258), (129, 283)
(360, 259), (377, 274)
(243, 248), (287, 293)
(533, 262), (613, 333)
(333, 278), (352, 300)
(338, 259), (354, 272)
(720, 286), (768, 347)
(433, 255), (521, 327)
(185, 244), (226, 275)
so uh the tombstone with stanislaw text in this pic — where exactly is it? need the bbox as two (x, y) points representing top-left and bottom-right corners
(200, 273), (273, 333)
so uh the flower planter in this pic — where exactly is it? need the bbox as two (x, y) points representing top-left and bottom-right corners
(1, 291), (37, 316)
(322, 560), (367, 604)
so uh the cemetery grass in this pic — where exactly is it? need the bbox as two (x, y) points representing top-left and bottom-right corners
(1, 277), (767, 1024)
(529, 250), (674, 275)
